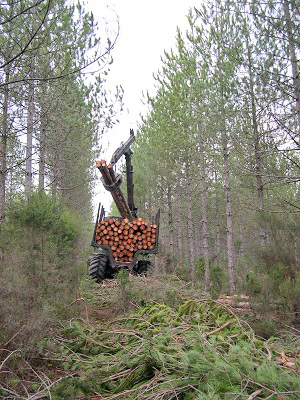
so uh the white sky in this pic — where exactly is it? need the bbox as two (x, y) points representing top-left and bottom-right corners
(86, 0), (198, 213)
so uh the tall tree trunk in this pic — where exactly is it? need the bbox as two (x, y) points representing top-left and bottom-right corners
(295, 239), (299, 268)
(237, 192), (244, 258)
(199, 131), (210, 289)
(216, 28), (235, 291)
(223, 138), (235, 293)
(0, 1), (13, 223)
(147, 197), (153, 223)
(246, 38), (265, 245)
(215, 201), (221, 262)
(52, 137), (59, 198)
(0, 66), (9, 223)
(195, 219), (202, 261)
(39, 101), (46, 192)
(39, 88), (47, 192)
(283, 0), (300, 131)
(214, 172), (221, 263)
(25, 74), (35, 197)
(159, 207), (167, 274)
(160, 207), (165, 253)
(167, 184), (174, 255)
(177, 180), (183, 263)
(26, 3), (39, 198)
(198, 218), (204, 260)
(186, 166), (195, 274)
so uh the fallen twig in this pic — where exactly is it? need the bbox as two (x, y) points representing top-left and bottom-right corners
(204, 321), (231, 336)
(2, 326), (25, 348)
(0, 349), (20, 370)
(247, 389), (263, 400)
(264, 342), (272, 361)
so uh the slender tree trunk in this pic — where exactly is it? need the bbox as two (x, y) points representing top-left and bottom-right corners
(198, 218), (203, 260)
(195, 220), (202, 261)
(177, 181), (183, 263)
(216, 29), (235, 291)
(199, 132), (210, 289)
(223, 138), (235, 293)
(148, 197), (152, 223)
(9, 167), (13, 203)
(154, 252), (159, 277)
(254, 138), (264, 214)
(0, 1), (13, 223)
(39, 97), (46, 192)
(215, 201), (221, 262)
(186, 166), (195, 274)
(0, 66), (9, 223)
(26, 73), (35, 197)
(160, 207), (165, 253)
(214, 171), (221, 263)
(295, 239), (299, 267)
(182, 215), (188, 265)
(237, 192), (244, 258)
(52, 135), (59, 197)
(284, 0), (300, 131)
(38, 53), (51, 194)
(26, 3), (39, 197)
(167, 184), (174, 255)
(246, 38), (266, 245)
(159, 207), (167, 274)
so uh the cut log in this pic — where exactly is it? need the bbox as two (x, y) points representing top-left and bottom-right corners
(94, 216), (158, 261)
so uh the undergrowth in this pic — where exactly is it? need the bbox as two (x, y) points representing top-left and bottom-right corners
(1, 275), (299, 399)
(0, 193), (84, 351)
(49, 297), (300, 399)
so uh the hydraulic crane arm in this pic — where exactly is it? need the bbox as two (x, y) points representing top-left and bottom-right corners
(97, 129), (137, 219)
(110, 128), (135, 166)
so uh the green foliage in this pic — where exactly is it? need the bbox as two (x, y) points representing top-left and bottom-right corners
(79, 278), (99, 304)
(0, 0), (123, 225)
(132, 0), (299, 306)
(7, 192), (80, 246)
(194, 257), (205, 278)
(0, 193), (84, 350)
(279, 273), (300, 313)
(114, 272), (185, 311)
(210, 263), (226, 297)
(51, 299), (300, 399)
(246, 271), (263, 296)
(244, 212), (300, 326)
(174, 262), (193, 282)
(249, 319), (279, 339)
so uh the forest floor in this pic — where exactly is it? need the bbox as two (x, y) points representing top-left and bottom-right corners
(1, 273), (300, 400)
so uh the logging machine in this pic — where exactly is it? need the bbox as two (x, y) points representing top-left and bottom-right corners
(88, 129), (160, 281)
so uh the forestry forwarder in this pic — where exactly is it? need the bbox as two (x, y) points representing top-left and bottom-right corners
(88, 129), (160, 282)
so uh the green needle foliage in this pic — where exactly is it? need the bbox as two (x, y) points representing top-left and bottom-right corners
(51, 300), (300, 399)
(0, 193), (84, 350)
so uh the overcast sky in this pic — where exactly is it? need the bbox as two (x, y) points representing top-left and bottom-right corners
(87, 0), (198, 212)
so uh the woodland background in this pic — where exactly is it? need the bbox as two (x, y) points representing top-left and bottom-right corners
(133, 0), (300, 315)
(0, 0), (123, 347)
(0, 0), (299, 380)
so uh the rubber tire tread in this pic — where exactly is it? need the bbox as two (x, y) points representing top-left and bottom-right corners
(134, 260), (152, 275)
(89, 253), (109, 282)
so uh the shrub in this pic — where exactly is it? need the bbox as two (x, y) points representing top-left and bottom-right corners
(0, 193), (84, 351)
(209, 263), (226, 297)
(245, 213), (300, 327)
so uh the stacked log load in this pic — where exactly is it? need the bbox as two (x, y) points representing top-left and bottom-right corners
(95, 217), (157, 262)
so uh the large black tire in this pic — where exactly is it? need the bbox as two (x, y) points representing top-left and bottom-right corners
(133, 260), (152, 276)
(88, 253), (114, 282)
